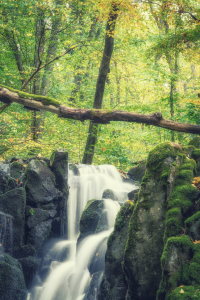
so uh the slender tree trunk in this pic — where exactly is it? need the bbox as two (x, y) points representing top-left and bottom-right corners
(82, 2), (119, 164)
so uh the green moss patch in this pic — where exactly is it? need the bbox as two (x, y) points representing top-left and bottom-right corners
(167, 285), (200, 300)
(1, 84), (61, 106)
(146, 142), (184, 173)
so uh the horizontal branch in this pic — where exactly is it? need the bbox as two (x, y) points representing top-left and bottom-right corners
(1, 86), (200, 135)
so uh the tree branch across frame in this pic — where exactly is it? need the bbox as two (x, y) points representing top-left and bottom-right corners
(0, 85), (200, 135)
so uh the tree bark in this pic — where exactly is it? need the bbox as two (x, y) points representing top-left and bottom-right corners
(1, 86), (200, 135)
(82, 2), (119, 164)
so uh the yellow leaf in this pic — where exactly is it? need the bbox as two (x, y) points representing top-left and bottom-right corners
(180, 289), (184, 294)
(9, 138), (13, 143)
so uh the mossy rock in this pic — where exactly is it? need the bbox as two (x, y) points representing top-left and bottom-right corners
(100, 201), (134, 300)
(185, 211), (200, 241)
(146, 142), (184, 174)
(102, 189), (117, 201)
(188, 137), (200, 149)
(10, 161), (24, 181)
(157, 236), (194, 300)
(123, 142), (192, 300)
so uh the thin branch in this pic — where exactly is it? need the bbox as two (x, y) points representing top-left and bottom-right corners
(19, 44), (78, 91)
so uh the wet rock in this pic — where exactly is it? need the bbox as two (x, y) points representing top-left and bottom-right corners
(78, 200), (108, 244)
(0, 188), (26, 249)
(98, 201), (134, 300)
(24, 159), (57, 205)
(0, 253), (27, 300)
(102, 189), (117, 201)
(69, 163), (79, 175)
(18, 256), (40, 288)
(84, 271), (103, 300)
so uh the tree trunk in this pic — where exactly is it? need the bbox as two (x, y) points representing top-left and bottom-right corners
(82, 2), (119, 164)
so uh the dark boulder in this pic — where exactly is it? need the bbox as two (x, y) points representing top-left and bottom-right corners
(14, 244), (36, 259)
(24, 159), (57, 205)
(0, 253), (27, 300)
(50, 149), (68, 192)
(26, 208), (56, 229)
(28, 219), (53, 251)
(102, 189), (117, 201)
(78, 200), (108, 244)
(18, 256), (40, 288)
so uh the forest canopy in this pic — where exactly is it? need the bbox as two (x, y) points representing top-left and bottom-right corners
(1, 0), (200, 170)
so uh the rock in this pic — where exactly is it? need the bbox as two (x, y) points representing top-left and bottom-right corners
(98, 201), (134, 300)
(157, 236), (193, 300)
(24, 159), (57, 205)
(0, 188), (26, 249)
(28, 219), (53, 251)
(26, 208), (53, 229)
(41, 203), (58, 210)
(0, 211), (13, 254)
(10, 161), (24, 181)
(69, 163), (79, 175)
(84, 271), (103, 300)
(18, 256), (40, 288)
(102, 189), (117, 200)
(50, 150), (68, 238)
(127, 163), (146, 183)
(0, 163), (10, 194)
(50, 150), (68, 192)
(123, 143), (186, 300)
(127, 188), (140, 200)
(14, 244), (36, 259)
(78, 200), (107, 244)
(185, 211), (200, 242)
(0, 253), (27, 300)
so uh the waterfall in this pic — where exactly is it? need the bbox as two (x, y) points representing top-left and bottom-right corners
(28, 164), (137, 300)
(0, 212), (13, 254)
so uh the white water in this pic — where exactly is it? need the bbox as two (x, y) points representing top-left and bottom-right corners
(28, 164), (137, 300)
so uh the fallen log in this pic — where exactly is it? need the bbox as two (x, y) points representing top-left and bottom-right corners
(1, 85), (200, 135)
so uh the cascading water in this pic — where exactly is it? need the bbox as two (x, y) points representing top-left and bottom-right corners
(28, 164), (137, 300)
